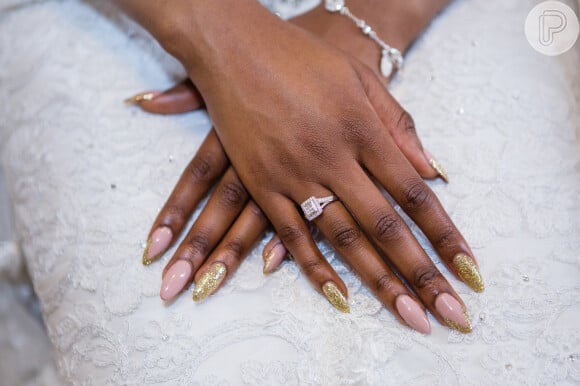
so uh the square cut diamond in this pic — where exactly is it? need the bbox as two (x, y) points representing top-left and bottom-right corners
(301, 197), (322, 221)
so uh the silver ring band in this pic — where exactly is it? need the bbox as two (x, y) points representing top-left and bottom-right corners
(301, 195), (338, 221)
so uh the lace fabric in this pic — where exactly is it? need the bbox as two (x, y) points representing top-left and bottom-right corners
(0, 0), (579, 385)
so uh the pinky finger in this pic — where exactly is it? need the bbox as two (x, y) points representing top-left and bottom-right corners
(262, 223), (319, 274)
(262, 235), (288, 275)
(192, 201), (268, 302)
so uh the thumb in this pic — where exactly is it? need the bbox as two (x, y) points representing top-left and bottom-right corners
(356, 62), (448, 182)
(124, 79), (205, 115)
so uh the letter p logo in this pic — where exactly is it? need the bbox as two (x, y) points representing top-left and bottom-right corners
(539, 9), (567, 46)
(525, 1), (579, 56)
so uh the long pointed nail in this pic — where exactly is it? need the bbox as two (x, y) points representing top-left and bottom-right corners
(192, 262), (227, 302)
(142, 226), (173, 265)
(453, 253), (484, 292)
(395, 295), (431, 334)
(435, 293), (472, 333)
(263, 242), (287, 274)
(124, 91), (158, 105)
(322, 282), (350, 313)
(160, 260), (192, 301)
(424, 149), (449, 183)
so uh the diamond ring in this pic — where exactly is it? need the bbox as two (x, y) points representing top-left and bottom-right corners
(301, 195), (338, 221)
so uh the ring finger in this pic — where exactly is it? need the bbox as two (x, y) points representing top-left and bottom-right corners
(309, 193), (432, 334)
(332, 167), (472, 332)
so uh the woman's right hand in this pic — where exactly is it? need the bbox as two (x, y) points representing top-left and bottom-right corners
(130, 0), (482, 334)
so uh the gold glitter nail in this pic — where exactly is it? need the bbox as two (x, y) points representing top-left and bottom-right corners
(142, 238), (153, 266)
(444, 308), (472, 334)
(322, 282), (350, 313)
(429, 158), (449, 183)
(263, 251), (275, 275)
(453, 253), (484, 293)
(192, 262), (227, 302)
(124, 92), (155, 105)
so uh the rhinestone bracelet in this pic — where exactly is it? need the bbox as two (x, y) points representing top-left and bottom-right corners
(325, 0), (404, 78)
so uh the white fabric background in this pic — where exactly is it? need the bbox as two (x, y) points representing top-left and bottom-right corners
(0, 0), (579, 385)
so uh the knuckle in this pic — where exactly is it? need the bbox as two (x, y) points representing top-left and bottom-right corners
(395, 110), (416, 134)
(332, 225), (362, 249)
(299, 136), (336, 165)
(413, 266), (443, 290)
(165, 204), (187, 222)
(372, 211), (403, 243)
(218, 181), (247, 207)
(402, 179), (433, 212)
(433, 226), (457, 250)
(184, 233), (210, 257)
(223, 238), (244, 258)
(374, 272), (395, 293)
(300, 258), (326, 277)
(277, 224), (307, 245)
(339, 115), (368, 145)
(247, 201), (266, 219)
(188, 153), (215, 182)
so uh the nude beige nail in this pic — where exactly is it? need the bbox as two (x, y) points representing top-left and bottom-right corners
(142, 226), (173, 265)
(424, 149), (449, 183)
(395, 295), (431, 334)
(435, 293), (472, 333)
(263, 242), (287, 274)
(160, 260), (192, 301)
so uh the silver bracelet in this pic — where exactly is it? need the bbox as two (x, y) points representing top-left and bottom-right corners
(325, 0), (404, 78)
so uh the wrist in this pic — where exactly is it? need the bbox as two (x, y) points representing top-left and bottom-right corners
(307, 0), (452, 53)
(152, 0), (287, 89)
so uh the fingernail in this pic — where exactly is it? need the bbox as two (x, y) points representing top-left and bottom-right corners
(142, 226), (173, 265)
(453, 253), (484, 293)
(435, 293), (472, 333)
(322, 282), (350, 313)
(263, 242), (287, 274)
(424, 149), (449, 183)
(395, 294), (431, 334)
(124, 91), (158, 105)
(192, 262), (227, 302)
(160, 260), (192, 301)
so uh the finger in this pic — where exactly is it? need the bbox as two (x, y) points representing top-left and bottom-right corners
(125, 79), (205, 115)
(192, 201), (268, 301)
(142, 130), (228, 265)
(159, 168), (250, 301)
(262, 234), (289, 274)
(356, 63), (447, 182)
(314, 199), (431, 333)
(362, 129), (483, 294)
(332, 166), (472, 332)
(261, 223), (319, 274)
(259, 192), (350, 313)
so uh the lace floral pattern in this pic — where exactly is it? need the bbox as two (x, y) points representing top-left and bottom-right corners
(0, 0), (579, 384)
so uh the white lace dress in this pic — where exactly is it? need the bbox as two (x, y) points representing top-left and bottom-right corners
(0, 0), (579, 385)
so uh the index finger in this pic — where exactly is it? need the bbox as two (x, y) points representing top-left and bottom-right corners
(142, 129), (229, 264)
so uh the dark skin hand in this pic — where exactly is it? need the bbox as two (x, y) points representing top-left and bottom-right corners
(119, 0), (482, 334)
